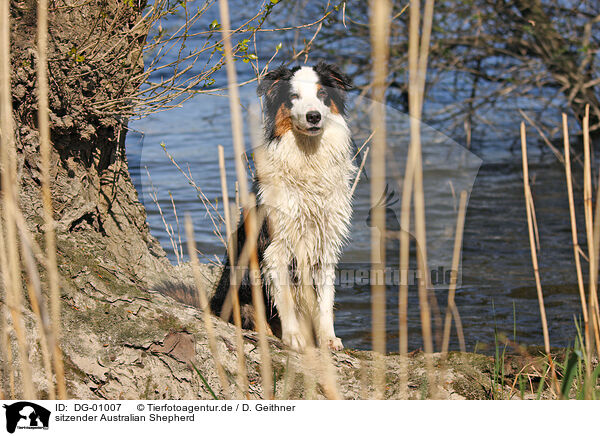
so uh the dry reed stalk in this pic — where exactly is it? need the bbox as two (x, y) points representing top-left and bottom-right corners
(441, 190), (467, 354)
(520, 123), (550, 352)
(184, 216), (231, 399)
(301, 333), (342, 400)
(519, 109), (564, 165)
(407, 0), (436, 397)
(520, 122), (559, 395)
(217, 199), (267, 325)
(350, 145), (370, 197)
(1, 0), (36, 399)
(37, 0), (66, 398)
(168, 191), (184, 263)
(218, 0), (249, 205)
(245, 194), (273, 399)
(24, 282), (54, 399)
(0, 221), (15, 398)
(297, 306), (318, 400)
(397, 137), (416, 399)
(295, 266), (341, 400)
(280, 355), (296, 399)
(302, 347), (317, 400)
(592, 168), (600, 359)
(1, 320), (15, 398)
(562, 114), (590, 361)
(220, 0), (274, 398)
(218, 145), (248, 398)
(398, 169), (412, 399)
(218, 208), (262, 321)
(235, 181), (240, 213)
(19, 227), (55, 400)
(159, 143), (226, 246)
(146, 168), (187, 263)
(368, 0), (391, 400)
(218, 146), (234, 262)
(583, 105), (600, 355)
(588, 168), (600, 399)
(316, 345), (342, 400)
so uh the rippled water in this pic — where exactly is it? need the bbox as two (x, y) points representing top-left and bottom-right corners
(126, 5), (590, 352)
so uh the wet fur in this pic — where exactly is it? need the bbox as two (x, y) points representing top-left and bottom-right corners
(211, 62), (354, 350)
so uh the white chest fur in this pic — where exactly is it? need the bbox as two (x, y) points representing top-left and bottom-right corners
(255, 115), (356, 268)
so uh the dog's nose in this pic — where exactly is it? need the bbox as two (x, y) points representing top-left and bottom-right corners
(306, 111), (321, 125)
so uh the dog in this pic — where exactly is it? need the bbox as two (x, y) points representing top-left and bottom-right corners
(211, 62), (355, 351)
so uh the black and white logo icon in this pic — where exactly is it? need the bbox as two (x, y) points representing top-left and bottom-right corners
(2, 402), (51, 433)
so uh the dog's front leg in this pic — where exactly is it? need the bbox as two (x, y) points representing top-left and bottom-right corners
(264, 248), (305, 350)
(314, 264), (343, 351)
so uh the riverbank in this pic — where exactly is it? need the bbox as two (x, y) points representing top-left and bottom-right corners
(3, 228), (565, 399)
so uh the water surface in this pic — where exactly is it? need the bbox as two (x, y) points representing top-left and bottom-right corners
(126, 4), (589, 352)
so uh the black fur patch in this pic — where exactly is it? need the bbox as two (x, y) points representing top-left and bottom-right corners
(210, 206), (279, 327)
(257, 66), (298, 142)
(314, 61), (353, 116)
(288, 256), (299, 285)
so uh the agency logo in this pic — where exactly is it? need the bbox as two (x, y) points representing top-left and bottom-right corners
(2, 402), (50, 433)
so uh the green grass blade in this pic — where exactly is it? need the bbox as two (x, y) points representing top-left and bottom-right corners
(536, 363), (549, 400)
(560, 351), (579, 399)
(191, 362), (219, 400)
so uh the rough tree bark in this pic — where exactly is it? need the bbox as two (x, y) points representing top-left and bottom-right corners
(9, 0), (170, 281)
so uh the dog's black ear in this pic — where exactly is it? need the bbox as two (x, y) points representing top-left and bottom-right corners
(257, 66), (292, 97)
(314, 61), (353, 91)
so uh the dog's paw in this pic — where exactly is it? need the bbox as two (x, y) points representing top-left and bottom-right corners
(324, 337), (344, 351)
(282, 331), (306, 351)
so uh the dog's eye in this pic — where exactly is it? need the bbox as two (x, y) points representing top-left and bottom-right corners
(290, 93), (299, 100)
(317, 88), (327, 99)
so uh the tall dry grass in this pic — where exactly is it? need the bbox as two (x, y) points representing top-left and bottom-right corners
(520, 123), (551, 356)
(185, 217), (232, 398)
(441, 191), (467, 355)
(0, 0), (69, 400)
(368, 0), (391, 399)
(218, 0), (274, 398)
(218, 144), (248, 397)
(582, 106), (600, 355)
(402, 0), (437, 397)
(1, 0), (36, 400)
(37, 0), (66, 400)
(562, 114), (591, 375)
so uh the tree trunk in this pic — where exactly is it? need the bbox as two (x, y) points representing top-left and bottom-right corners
(9, 1), (171, 282)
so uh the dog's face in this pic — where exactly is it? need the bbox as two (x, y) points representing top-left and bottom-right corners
(257, 62), (352, 141)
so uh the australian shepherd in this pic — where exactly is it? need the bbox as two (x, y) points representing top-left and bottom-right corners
(211, 62), (355, 351)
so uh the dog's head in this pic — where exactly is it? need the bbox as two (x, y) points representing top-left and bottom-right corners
(257, 62), (352, 141)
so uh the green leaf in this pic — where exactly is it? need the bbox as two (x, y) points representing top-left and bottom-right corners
(276, 42), (282, 51)
(247, 53), (258, 60)
(560, 351), (579, 399)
